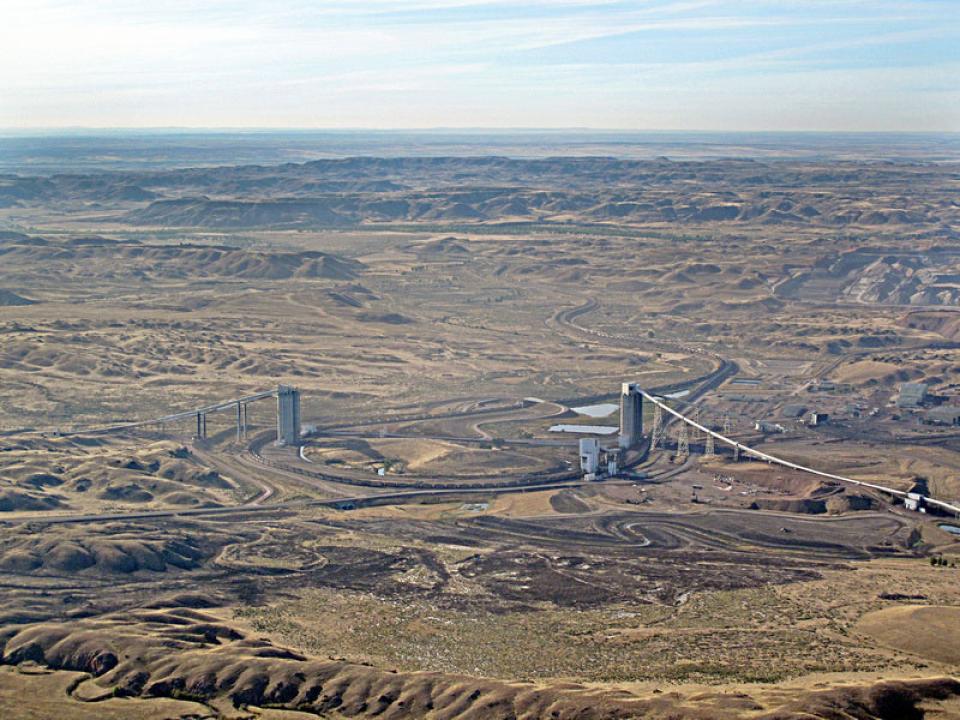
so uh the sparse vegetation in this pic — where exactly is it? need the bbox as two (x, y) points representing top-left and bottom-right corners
(2, 146), (960, 719)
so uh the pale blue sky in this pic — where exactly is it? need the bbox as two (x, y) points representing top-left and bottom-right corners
(2, 0), (958, 130)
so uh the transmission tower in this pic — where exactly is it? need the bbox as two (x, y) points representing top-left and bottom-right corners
(691, 407), (702, 444)
(722, 414), (733, 436)
(675, 421), (689, 461)
(704, 432), (715, 457)
(651, 404), (664, 449)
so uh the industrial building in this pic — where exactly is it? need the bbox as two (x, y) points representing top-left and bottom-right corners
(619, 382), (643, 449)
(904, 492), (925, 512)
(808, 411), (829, 427)
(925, 406), (960, 426)
(579, 438), (600, 475)
(579, 439), (621, 480)
(755, 420), (786, 434)
(897, 382), (928, 408)
(606, 448), (620, 477)
(276, 384), (301, 446)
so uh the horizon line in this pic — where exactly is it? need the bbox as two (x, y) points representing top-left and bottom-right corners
(2, 127), (959, 136)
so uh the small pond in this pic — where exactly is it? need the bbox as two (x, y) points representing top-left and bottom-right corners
(571, 402), (619, 418)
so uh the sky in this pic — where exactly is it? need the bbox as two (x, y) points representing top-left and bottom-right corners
(1, 0), (958, 131)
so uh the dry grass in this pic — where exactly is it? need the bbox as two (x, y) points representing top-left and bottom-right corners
(0, 667), (212, 719)
(855, 605), (960, 665)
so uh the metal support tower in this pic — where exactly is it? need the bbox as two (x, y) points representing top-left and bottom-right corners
(704, 433), (715, 457)
(651, 404), (664, 449)
(675, 421), (689, 460)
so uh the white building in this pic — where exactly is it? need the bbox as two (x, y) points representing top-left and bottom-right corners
(579, 437), (600, 474)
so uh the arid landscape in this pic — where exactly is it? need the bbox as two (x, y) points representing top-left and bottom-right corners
(1, 134), (960, 719)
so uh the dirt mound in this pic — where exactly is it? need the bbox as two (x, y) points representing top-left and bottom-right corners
(720, 297), (785, 313)
(0, 438), (239, 511)
(825, 492), (878, 513)
(0, 231), (33, 243)
(904, 311), (960, 341)
(416, 236), (470, 254)
(20, 473), (64, 489)
(356, 311), (414, 324)
(328, 290), (364, 307)
(750, 498), (827, 514)
(692, 204), (741, 221)
(98, 483), (154, 503)
(0, 290), (35, 306)
(770, 677), (960, 720)
(684, 262), (722, 275)
(142, 593), (221, 610)
(0, 533), (208, 575)
(0, 489), (62, 512)
(607, 279), (653, 292)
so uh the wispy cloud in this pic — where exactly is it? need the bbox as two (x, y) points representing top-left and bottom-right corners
(1, 0), (957, 129)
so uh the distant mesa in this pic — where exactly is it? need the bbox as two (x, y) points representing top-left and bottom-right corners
(664, 270), (694, 283)
(434, 202), (482, 220)
(0, 289), (36, 306)
(67, 235), (126, 246)
(112, 185), (157, 201)
(606, 279), (653, 293)
(684, 262), (722, 275)
(0, 234), (363, 282)
(692, 204), (741, 221)
(328, 291), (364, 308)
(125, 196), (352, 229)
(415, 236), (470, 254)
(0, 231), (32, 244)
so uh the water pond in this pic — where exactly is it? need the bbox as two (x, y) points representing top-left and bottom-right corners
(571, 402), (619, 418)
